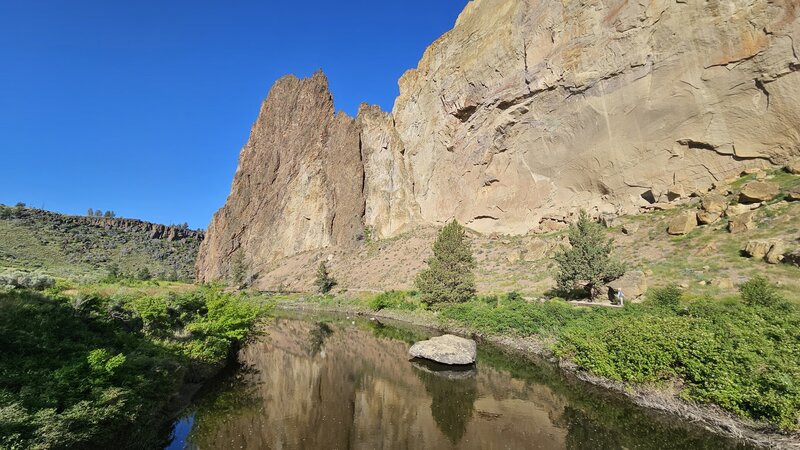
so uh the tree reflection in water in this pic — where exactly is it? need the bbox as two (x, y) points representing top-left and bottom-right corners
(411, 358), (478, 444)
(308, 321), (333, 356)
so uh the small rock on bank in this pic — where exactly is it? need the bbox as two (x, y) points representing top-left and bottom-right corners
(409, 335), (477, 365)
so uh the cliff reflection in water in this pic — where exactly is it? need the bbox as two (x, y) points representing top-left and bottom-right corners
(176, 316), (754, 450)
(185, 317), (567, 449)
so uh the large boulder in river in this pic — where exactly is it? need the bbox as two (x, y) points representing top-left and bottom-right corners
(739, 181), (779, 204)
(409, 335), (476, 365)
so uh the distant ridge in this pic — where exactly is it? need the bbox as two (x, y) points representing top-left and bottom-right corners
(0, 204), (203, 281)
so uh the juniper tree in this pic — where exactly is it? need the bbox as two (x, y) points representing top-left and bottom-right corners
(136, 267), (152, 281)
(230, 250), (247, 286)
(415, 220), (476, 305)
(315, 261), (336, 294)
(554, 210), (624, 300)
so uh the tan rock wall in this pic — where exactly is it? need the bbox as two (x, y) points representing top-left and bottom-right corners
(197, 0), (800, 284)
(392, 0), (800, 234)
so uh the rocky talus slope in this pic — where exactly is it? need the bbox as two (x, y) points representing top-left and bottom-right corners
(198, 0), (800, 286)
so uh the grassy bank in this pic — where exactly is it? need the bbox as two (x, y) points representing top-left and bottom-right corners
(292, 283), (800, 434)
(0, 282), (270, 450)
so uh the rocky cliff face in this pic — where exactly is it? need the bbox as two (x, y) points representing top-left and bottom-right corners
(196, 73), (365, 282)
(197, 0), (800, 284)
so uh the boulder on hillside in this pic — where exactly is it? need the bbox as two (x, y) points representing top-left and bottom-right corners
(524, 239), (550, 261)
(739, 181), (779, 204)
(621, 223), (639, 235)
(409, 335), (476, 365)
(606, 271), (647, 303)
(697, 210), (721, 225)
(743, 240), (775, 260)
(786, 160), (800, 175)
(786, 186), (800, 202)
(725, 203), (755, 217)
(701, 193), (728, 214)
(667, 211), (697, 235)
(666, 184), (690, 201)
(728, 211), (756, 234)
(600, 213), (620, 228)
(766, 241), (785, 265)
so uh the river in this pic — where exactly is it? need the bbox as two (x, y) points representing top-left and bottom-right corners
(165, 312), (754, 449)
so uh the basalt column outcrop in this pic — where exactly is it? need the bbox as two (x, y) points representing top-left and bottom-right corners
(198, 0), (800, 284)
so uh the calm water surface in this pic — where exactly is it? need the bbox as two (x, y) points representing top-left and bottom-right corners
(166, 313), (754, 450)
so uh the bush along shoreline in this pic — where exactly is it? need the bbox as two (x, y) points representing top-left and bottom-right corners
(0, 283), (269, 450)
(283, 281), (800, 447)
(283, 216), (800, 446)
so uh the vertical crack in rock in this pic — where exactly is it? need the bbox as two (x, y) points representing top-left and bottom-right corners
(754, 79), (771, 110)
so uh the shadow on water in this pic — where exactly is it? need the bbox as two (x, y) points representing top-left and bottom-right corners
(165, 312), (757, 450)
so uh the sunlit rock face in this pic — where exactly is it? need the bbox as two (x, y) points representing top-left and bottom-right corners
(198, 0), (800, 282)
(196, 73), (365, 282)
(391, 0), (800, 234)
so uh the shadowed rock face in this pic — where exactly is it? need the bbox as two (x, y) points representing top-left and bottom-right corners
(198, 0), (800, 284)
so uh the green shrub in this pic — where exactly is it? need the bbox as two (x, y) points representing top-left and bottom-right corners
(504, 291), (523, 302)
(131, 296), (171, 335)
(136, 267), (152, 281)
(554, 210), (624, 299)
(479, 294), (499, 307)
(440, 298), (582, 336)
(415, 220), (476, 305)
(0, 286), (270, 448)
(740, 276), (783, 307)
(368, 291), (420, 311)
(0, 269), (55, 291)
(314, 261), (336, 294)
(555, 298), (800, 430)
(648, 285), (683, 310)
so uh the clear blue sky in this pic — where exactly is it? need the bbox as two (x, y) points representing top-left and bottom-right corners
(0, 1), (467, 229)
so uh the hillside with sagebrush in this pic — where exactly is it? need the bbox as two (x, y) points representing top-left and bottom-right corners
(0, 204), (203, 282)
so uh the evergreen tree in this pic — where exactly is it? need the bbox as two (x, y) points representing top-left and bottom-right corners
(87, 208), (94, 217)
(106, 262), (120, 280)
(314, 261), (336, 294)
(136, 267), (152, 281)
(104, 210), (113, 218)
(95, 210), (103, 217)
(554, 210), (624, 299)
(230, 250), (247, 286)
(415, 220), (476, 305)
